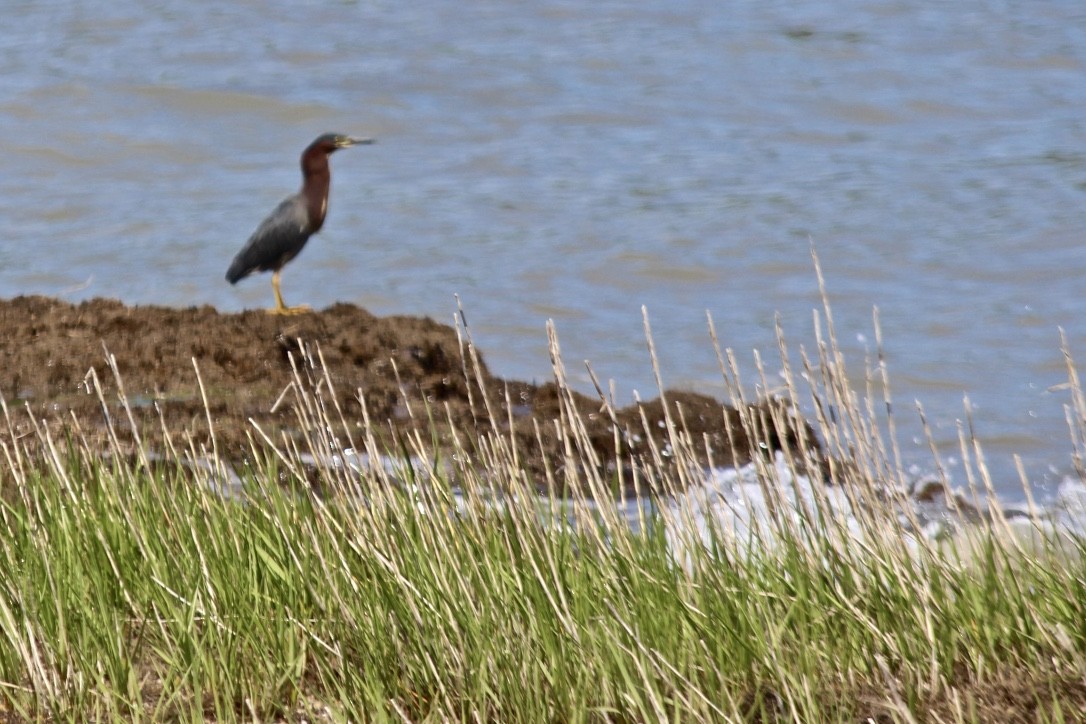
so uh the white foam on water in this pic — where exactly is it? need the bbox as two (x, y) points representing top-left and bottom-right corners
(660, 456), (1086, 565)
(660, 454), (878, 564)
(1049, 477), (1086, 538)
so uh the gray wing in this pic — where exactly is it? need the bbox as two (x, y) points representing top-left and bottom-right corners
(225, 195), (313, 283)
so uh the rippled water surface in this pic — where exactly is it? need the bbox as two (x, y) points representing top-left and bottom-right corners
(2, 1), (1085, 497)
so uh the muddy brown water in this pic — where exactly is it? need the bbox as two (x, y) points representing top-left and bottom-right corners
(0, 296), (812, 495)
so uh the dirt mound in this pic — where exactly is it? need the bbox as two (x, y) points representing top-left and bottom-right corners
(0, 296), (818, 493)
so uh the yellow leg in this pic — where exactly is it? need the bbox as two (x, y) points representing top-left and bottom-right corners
(267, 270), (312, 315)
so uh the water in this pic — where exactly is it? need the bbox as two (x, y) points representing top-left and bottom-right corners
(1, 1), (1085, 500)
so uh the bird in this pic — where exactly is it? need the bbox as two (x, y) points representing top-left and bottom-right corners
(226, 133), (374, 315)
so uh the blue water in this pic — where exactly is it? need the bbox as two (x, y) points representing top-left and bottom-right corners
(1, 0), (1085, 498)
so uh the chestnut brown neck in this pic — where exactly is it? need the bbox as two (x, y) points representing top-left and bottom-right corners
(300, 147), (332, 232)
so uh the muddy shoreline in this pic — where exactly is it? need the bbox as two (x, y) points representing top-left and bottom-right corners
(0, 296), (814, 492)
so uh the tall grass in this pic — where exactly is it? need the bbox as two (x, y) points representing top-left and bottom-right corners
(0, 264), (1084, 720)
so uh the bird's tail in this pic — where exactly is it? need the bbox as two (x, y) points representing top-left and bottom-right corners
(225, 255), (250, 284)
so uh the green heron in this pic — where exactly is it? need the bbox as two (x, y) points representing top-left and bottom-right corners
(226, 133), (374, 314)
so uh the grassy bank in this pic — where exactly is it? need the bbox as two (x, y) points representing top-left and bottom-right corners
(1, 270), (1085, 720)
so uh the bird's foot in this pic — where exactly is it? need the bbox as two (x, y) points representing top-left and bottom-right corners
(266, 304), (313, 316)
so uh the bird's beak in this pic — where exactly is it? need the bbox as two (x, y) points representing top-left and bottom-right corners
(339, 136), (375, 147)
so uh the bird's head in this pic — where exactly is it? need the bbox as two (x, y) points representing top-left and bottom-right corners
(311, 133), (375, 155)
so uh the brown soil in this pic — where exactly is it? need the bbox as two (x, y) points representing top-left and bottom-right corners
(0, 295), (818, 493)
(743, 663), (1086, 723)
